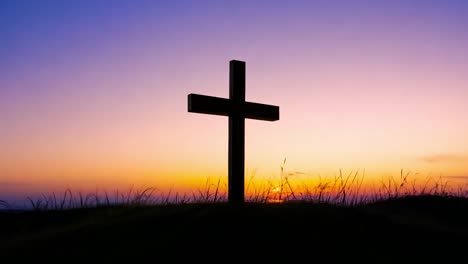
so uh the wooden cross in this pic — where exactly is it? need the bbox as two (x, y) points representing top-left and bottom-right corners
(188, 60), (280, 203)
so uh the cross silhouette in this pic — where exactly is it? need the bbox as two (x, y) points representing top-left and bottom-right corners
(188, 60), (280, 203)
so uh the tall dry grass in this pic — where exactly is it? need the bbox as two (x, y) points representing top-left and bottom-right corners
(1, 162), (467, 211)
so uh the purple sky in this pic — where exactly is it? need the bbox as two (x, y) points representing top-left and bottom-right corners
(1, 0), (468, 205)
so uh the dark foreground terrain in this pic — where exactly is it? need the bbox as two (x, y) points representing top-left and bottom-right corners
(1, 195), (467, 262)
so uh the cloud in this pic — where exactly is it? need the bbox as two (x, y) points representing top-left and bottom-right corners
(0, 181), (30, 187)
(443, 176), (468, 180)
(419, 154), (468, 164)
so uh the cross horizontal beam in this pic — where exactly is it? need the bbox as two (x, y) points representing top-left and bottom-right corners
(188, 94), (231, 117)
(188, 93), (279, 121)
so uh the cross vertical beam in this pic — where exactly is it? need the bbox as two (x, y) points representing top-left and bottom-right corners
(229, 60), (245, 204)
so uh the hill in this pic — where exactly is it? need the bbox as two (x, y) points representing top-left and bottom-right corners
(1, 195), (467, 262)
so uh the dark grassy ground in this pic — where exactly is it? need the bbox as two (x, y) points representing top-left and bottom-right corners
(1, 195), (467, 262)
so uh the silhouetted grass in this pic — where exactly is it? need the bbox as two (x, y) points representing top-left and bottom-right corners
(2, 166), (466, 211)
(1, 164), (467, 261)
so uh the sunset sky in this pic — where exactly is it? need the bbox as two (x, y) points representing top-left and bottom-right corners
(1, 0), (468, 204)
